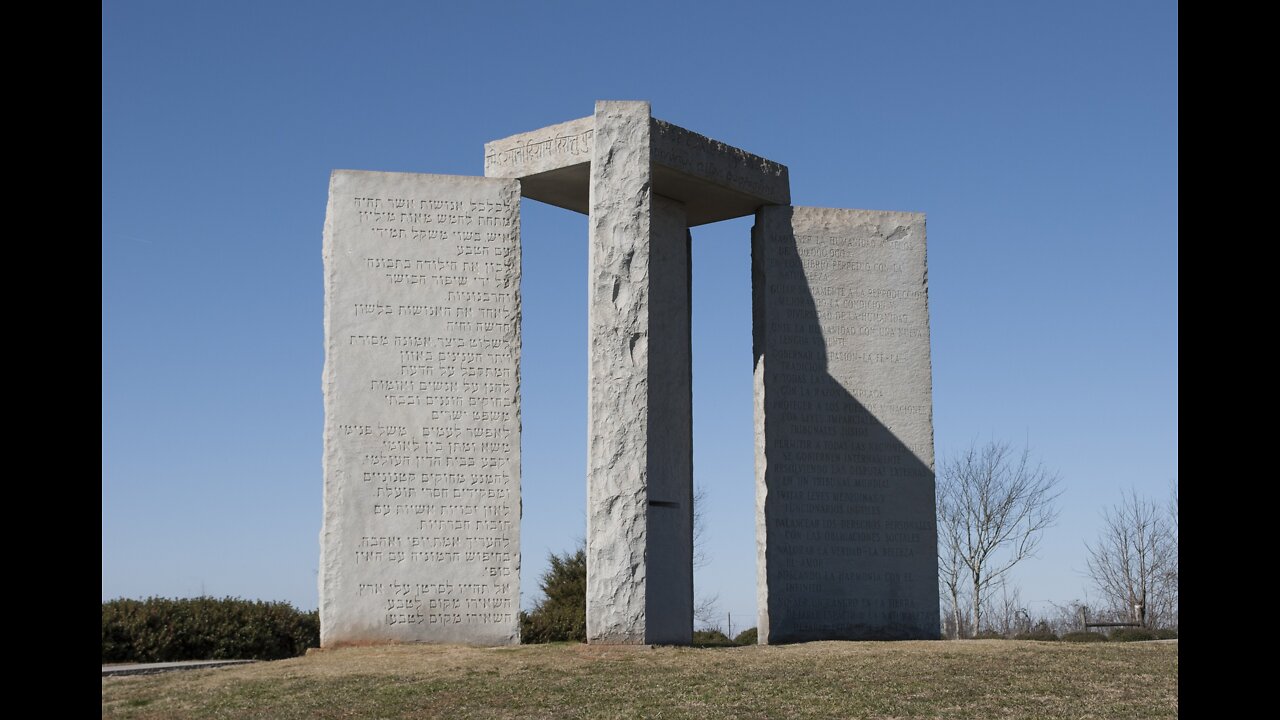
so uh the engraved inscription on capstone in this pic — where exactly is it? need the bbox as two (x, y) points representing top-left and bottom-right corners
(754, 206), (938, 643)
(650, 119), (790, 204)
(322, 170), (521, 646)
(484, 116), (595, 178)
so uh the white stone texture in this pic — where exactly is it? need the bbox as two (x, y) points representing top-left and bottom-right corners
(484, 116), (594, 179)
(321, 170), (521, 647)
(586, 101), (693, 645)
(650, 119), (790, 224)
(482, 101), (789, 645)
(753, 206), (939, 643)
(586, 100), (651, 644)
(644, 195), (693, 644)
(484, 106), (789, 226)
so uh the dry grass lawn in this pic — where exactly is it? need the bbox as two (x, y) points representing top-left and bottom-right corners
(101, 640), (1177, 719)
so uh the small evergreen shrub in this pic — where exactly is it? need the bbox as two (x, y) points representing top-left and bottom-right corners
(692, 630), (734, 646)
(733, 627), (758, 645)
(520, 545), (586, 643)
(1154, 628), (1178, 639)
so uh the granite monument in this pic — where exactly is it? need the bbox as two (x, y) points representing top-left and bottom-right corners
(320, 101), (938, 647)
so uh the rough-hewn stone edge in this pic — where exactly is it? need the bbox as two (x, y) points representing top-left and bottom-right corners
(586, 100), (652, 644)
(497, 176), (525, 647)
(750, 215), (772, 644)
(484, 115), (594, 179)
(319, 168), (344, 649)
(651, 118), (790, 205)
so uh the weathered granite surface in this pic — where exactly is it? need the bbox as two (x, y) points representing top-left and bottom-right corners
(485, 102), (787, 644)
(484, 106), (788, 226)
(643, 194), (693, 645)
(483, 115), (594, 179)
(324, 105), (942, 650)
(584, 101), (693, 645)
(483, 116), (594, 215)
(585, 101), (652, 644)
(321, 170), (521, 647)
(753, 206), (939, 643)
(650, 119), (789, 225)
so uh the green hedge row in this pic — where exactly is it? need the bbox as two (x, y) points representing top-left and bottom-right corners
(102, 596), (319, 663)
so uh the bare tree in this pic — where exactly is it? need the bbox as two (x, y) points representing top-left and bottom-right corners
(938, 493), (968, 638)
(987, 580), (1028, 637)
(1167, 480), (1178, 626)
(1085, 488), (1177, 628)
(1042, 599), (1091, 637)
(691, 483), (721, 631)
(693, 483), (710, 570)
(693, 593), (721, 632)
(936, 440), (1062, 637)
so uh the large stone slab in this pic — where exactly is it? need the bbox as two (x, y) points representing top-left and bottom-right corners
(649, 119), (789, 225)
(484, 106), (788, 226)
(483, 116), (594, 215)
(643, 197), (694, 643)
(485, 101), (787, 645)
(321, 170), (521, 647)
(753, 206), (939, 643)
(585, 101), (692, 645)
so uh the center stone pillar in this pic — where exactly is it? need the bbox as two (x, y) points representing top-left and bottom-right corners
(587, 101), (693, 644)
(484, 100), (788, 645)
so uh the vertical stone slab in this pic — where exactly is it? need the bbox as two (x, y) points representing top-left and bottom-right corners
(587, 101), (693, 644)
(644, 197), (693, 644)
(321, 170), (521, 646)
(753, 206), (939, 643)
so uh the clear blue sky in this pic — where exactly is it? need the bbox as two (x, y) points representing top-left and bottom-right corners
(102, 1), (1178, 629)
